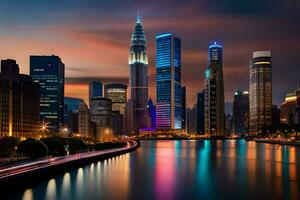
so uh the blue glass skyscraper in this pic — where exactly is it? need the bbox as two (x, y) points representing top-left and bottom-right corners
(155, 33), (182, 129)
(89, 80), (103, 107)
(30, 55), (65, 131)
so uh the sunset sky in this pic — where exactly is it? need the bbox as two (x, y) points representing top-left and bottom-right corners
(0, 0), (299, 109)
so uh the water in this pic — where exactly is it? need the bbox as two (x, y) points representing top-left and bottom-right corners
(13, 140), (300, 200)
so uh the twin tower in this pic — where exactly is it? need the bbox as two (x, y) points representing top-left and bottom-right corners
(128, 15), (225, 136)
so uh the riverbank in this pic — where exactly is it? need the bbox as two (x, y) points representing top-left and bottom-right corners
(254, 138), (300, 146)
(0, 140), (139, 195)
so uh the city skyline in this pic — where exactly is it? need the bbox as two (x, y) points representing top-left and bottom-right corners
(0, 1), (299, 108)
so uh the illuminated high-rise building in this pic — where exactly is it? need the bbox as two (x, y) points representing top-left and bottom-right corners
(129, 14), (148, 133)
(155, 33), (182, 129)
(104, 83), (127, 115)
(249, 51), (272, 134)
(204, 42), (225, 136)
(30, 55), (65, 131)
(0, 59), (40, 138)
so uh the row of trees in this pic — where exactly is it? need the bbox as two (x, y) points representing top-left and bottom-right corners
(0, 136), (127, 159)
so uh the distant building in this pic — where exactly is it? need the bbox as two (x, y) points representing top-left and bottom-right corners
(129, 15), (148, 133)
(104, 83), (127, 115)
(181, 86), (186, 130)
(204, 42), (225, 136)
(90, 97), (113, 140)
(225, 114), (233, 136)
(156, 33), (182, 130)
(232, 91), (249, 136)
(249, 51), (272, 134)
(280, 89), (300, 126)
(125, 99), (134, 134)
(187, 104), (197, 133)
(197, 91), (205, 134)
(0, 59), (40, 138)
(147, 98), (156, 129)
(64, 97), (84, 133)
(78, 103), (94, 138)
(272, 105), (281, 129)
(89, 80), (103, 107)
(112, 111), (123, 135)
(30, 55), (65, 131)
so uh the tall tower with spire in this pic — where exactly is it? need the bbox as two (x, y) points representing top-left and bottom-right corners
(128, 14), (148, 134)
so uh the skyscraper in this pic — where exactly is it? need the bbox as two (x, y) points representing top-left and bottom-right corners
(249, 51), (272, 134)
(156, 33), (182, 130)
(232, 91), (249, 136)
(129, 15), (148, 133)
(181, 86), (186, 130)
(197, 91), (205, 134)
(204, 42), (225, 136)
(30, 55), (65, 131)
(0, 59), (40, 138)
(89, 80), (103, 107)
(147, 98), (156, 129)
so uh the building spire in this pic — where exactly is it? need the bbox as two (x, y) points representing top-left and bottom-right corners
(136, 10), (141, 23)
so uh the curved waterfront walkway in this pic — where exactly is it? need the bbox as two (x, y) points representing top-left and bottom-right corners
(0, 140), (139, 193)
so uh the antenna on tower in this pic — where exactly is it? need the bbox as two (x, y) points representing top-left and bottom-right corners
(137, 10), (141, 23)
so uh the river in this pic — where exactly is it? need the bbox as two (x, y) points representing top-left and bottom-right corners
(13, 140), (300, 200)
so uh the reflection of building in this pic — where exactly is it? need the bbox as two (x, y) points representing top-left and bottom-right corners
(181, 86), (186, 130)
(78, 103), (95, 138)
(187, 104), (197, 134)
(204, 42), (225, 136)
(232, 91), (249, 136)
(129, 15), (148, 133)
(0, 59), (40, 138)
(104, 83), (127, 115)
(249, 51), (272, 134)
(280, 89), (300, 125)
(156, 33), (182, 130)
(30, 55), (65, 131)
(89, 80), (103, 107)
(197, 91), (205, 134)
(90, 97), (113, 140)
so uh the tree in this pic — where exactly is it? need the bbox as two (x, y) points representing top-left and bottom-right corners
(0, 136), (20, 157)
(68, 138), (86, 154)
(41, 136), (67, 156)
(17, 138), (48, 158)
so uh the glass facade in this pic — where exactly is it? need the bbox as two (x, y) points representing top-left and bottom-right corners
(204, 42), (225, 136)
(156, 33), (182, 129)
(249, 51), (272, 134)
(89, 80), (103, 107)
(129, 15), (148, 133)
(30, 55), (65, 131)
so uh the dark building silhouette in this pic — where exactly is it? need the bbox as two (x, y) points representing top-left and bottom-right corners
(197, 91), (205, 134)
(181, 86), (186, 130)
(187, 104), (197, 133)
(272, 105), (281, 129)
(232, 91), (249, 136)
(0, 59), (40, 138)
(89, 80), (103, 107)
(249, 51), (272, 134)
(64, 97), (84, 133)
(30, 55), (65, 131)
(129, 15), (148, 133)
(204, 42), (225, 136)
(147, 98), (156, 129)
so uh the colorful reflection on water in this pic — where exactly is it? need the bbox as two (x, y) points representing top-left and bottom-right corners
(15, 140), (300, 200)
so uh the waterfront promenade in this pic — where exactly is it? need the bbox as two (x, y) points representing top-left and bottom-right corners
(0, 140), (139, 193)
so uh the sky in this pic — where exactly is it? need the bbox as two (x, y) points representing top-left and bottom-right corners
(0, 0), (299, 109)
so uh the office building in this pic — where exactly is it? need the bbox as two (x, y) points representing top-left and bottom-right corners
(89, 80), (103, 107)
(0, 59), (40, 138)
(104, 83), (127, 115)
(129, 15), (148, 133)
(187, 104), (197, 134)
(147, 98), (156, 129)
(64, 97), (84, 133)
(197, 91), (205, 134)
(181, 86), (186, 130)
(280, 89), (300, 125)
(204, 42), (225, 136)
(249, 51), (272, 134)
(78, 103), (95, 138)
(232, 91), (249, 136)
(155, 33), (182, 130)
(30, 55), (65, 131)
